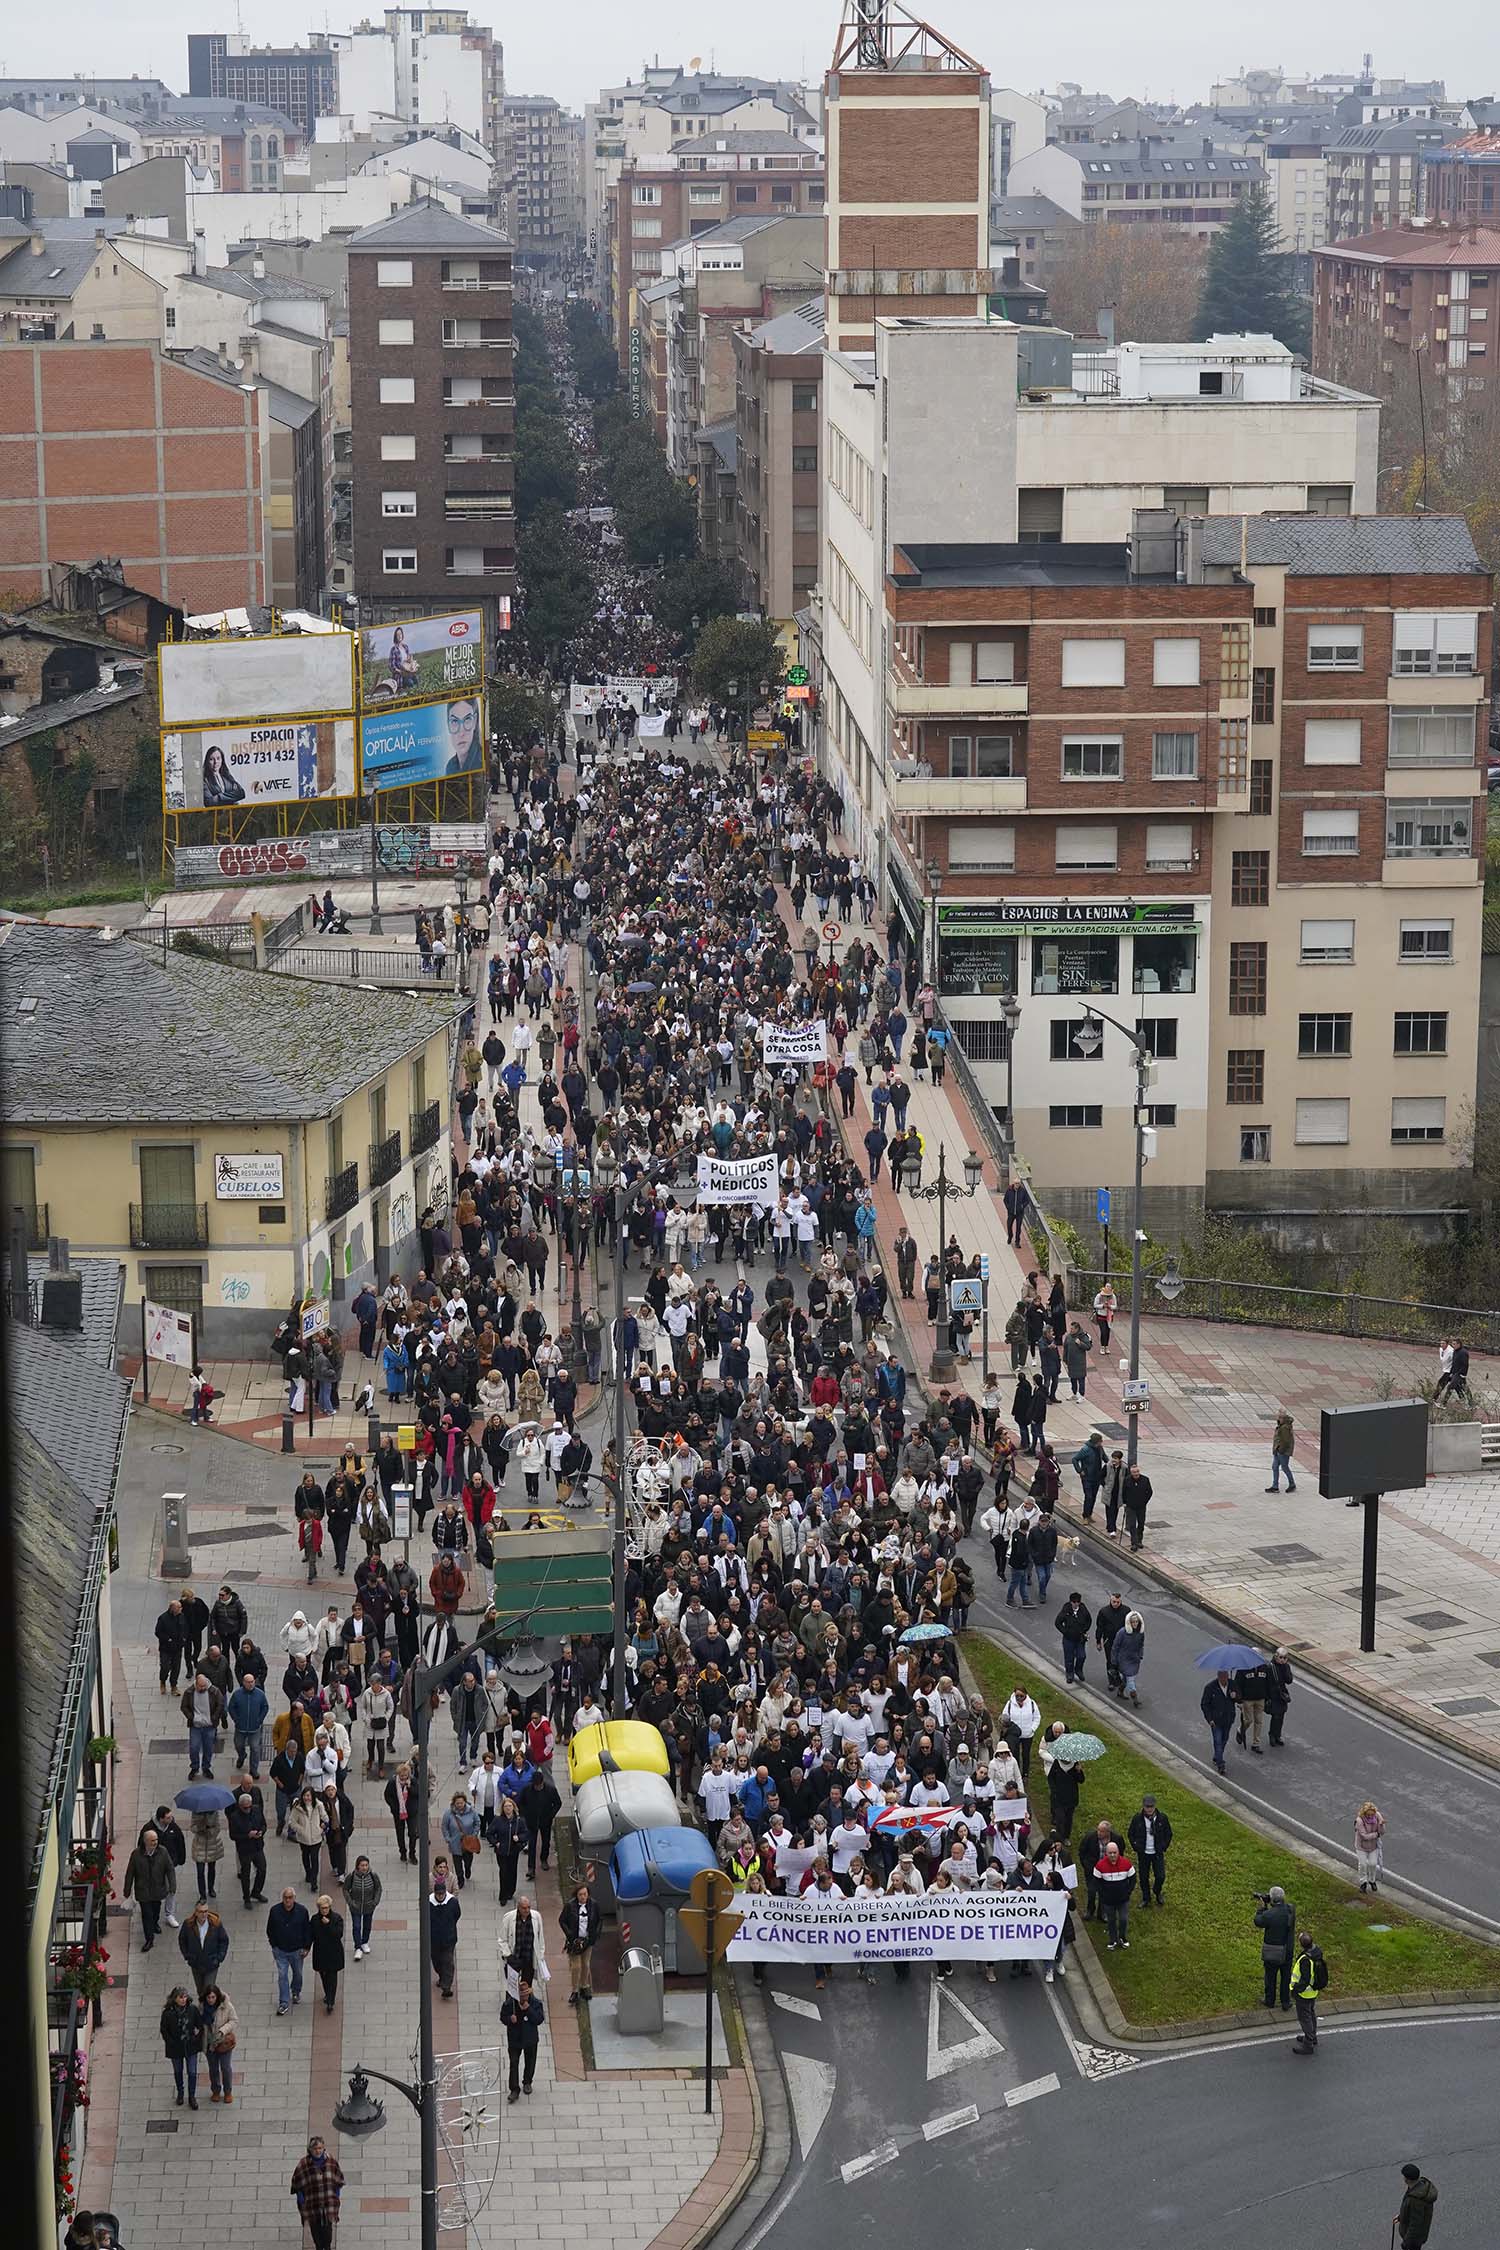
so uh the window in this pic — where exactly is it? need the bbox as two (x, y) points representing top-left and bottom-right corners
(1307, 623), (1364, 671)
(1017, 487), (1064, 541)
(791, 445), (819, 474)
(1254, 605), (1278, 628)
(1152, 730), (1199, 779)
(1133, 933), (1195, 992)
(1300, 918), (1355, 963)
(1296, 1097), (1350, 1144)
(1302, 808), (1359, 856)
(164, 305), (176, 331)
(1050, 1020), (1103, 1060)
(735, 184), (757, 203)
(1395, 1010), (1448, 1055)
(946, 823), (1015, 870)
(632, 184), (661, 205)
(381, 433), (417, 461)
(688, 185), (721, 205)
(1062, 737), (1122, 781)
(1252, 667), (1276, 723)
(0, 1147), (37, 1237)
(1164, 483), (1210, 509)
(1240, 1125), (1271, 1164)
(1391, 1096), (1446, 1144)
(1388, 708), (1475, 765)
(1153, 637), (1201, 686)
(632, 217), (661, 239)
(382, 490), (417, 516)
(379, 376), (416, 405)
(1226, 1050), (1265, 1103)
(1134, 1017), (1178, 1059)
(1061, 638), (1125, 687)
(1049, 1104), (1103, 1129)
(948, 736), (1014, 778)
(1299, 1012), (1352, 1057)
(1399, 918), (1453, 962)
(1145, 821), (1193, 869)
(1303, 719), (1362, 764)
(1385, 801), (1473, 858)
(1248, 759), (1274, 814)
(1228, 940), (1267, 1013)
(791, 385), (818, 412)
(1032, 935), (1118, 993)
(378, 317), (415, 345)
(1231, 849), (1270, 905)
(382, 548), (418, 573)
(1393, 612), (1478, 674)
(1145, 1104), (1177, 1127)
(1054, 822), (1117, 869)
(376, 259), (413, 286)
(975, 639), (1015, 683)
(947, 1018), (1011, 1060)
(1220, 622), (1251, 696)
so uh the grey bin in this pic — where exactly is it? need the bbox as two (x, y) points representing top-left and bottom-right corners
(616, 1946), (665, 2036)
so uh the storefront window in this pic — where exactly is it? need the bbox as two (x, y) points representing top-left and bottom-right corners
(938, 932), (1018, 996)
(1031, 936), (1119, 995)
(1132, 933), (1197, 993)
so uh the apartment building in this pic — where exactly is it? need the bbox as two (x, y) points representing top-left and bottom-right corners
(186, 33), (339, 135)
(1324, 123), (1453, 241)
(503, 95), (583, 264)
(1312, 227), (1500, 397)
(1262, 124), (1333, 255)
(655, 212), (825, 477)
(733, 298), (824, 626)
(1008, 134), (1266, 236)
(1423, 133), (1500, 225)
(880, 511), (1489, 1232)
(137, 99), (302, 190)
(607, 135), (825, 361)
(347, 199), (514, 633)
(989, 192), (1080, 290)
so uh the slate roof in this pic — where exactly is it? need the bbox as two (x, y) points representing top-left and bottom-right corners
(23, 1254), (125, 1366)
(0, 673), (144, 745)
(1315, 223), (1500, 268)
(188, 262), (330, 302)
(0, 922), (459, 1124)
(991, 192), (1079, 232)
(9, 1316), (129, 1508)
(0, 230), (104, 302)
(1199, 514), (1484, 575)
(347, 197), (508, 254)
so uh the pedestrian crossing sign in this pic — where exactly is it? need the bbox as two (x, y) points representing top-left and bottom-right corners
(948, 1278), (984, 1315)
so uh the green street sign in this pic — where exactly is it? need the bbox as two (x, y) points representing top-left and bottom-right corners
(786, 664), (809, 686)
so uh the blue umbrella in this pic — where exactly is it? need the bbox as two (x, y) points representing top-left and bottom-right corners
(899, 1622), (953, 1645)
(175, 1782), (236, 1814)
(1194, 1643), (1264, 1672)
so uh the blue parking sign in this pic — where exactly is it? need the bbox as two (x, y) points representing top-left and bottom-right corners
(1096, 1188), (1111, 1224)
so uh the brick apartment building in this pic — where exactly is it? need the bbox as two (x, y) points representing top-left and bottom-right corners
(1423, 132), (1500, 224)
(733, 298), (823, 625)
(882, 512), (1490, 1233)
(0, 339), (267, 610)
(347, 200), (515, 636)
(1312, 226), (1500, 396)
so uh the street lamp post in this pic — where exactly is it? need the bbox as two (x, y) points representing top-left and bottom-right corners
(900, 1142), (984, 1381)
(454, 866), (470, 985)
(1001, 989), (1022, 1156)
(1070, 1006), (1154, 1468)
(925, 856), (943, 987)
(366, 786), (384, 936)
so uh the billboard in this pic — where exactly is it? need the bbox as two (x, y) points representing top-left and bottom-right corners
(159, 633), (356, 728)
(360, 694), (485, 790)
(360, 610), (484, 709)
(163, 719), (357, 811)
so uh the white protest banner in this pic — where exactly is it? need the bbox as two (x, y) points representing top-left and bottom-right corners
(636, 713), (669, 738)
(762, 1020), (828, 1067)
(726, 1887), (1065, 1964)
(144, 1300), (195, 1370)
(696, 1151), (780, 1212)
(606, 674), (678, 704)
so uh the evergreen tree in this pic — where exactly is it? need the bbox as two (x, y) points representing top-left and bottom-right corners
(1192, 187), (1309, 356)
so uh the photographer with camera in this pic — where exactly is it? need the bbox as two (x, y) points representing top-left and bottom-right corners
(1253, 1883), (1297, 2012)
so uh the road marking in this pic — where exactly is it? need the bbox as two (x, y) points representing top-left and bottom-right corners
(927, 1976), (1005, 2080)
(1126, 2009), (1500, 2075)
(771, 1991), (823, 2021)
(841, 2141), (900, 2184)
(923, 2103), (979, 2140)
(1004, 2072), (1061, 2107)
(781, 2051), (836, 2160)
(1040, 1967), (1092, 2078)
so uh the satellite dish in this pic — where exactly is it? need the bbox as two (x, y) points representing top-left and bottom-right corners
(689, 55), (701, 69)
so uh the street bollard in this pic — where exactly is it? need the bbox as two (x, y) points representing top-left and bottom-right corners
(367, 1413), (381, 1457)
(281, 1413), (296, 1454)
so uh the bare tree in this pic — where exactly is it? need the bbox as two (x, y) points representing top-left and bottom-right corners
(1045, 225), (1207, 345)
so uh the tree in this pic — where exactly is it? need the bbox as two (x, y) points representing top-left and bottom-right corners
(1045, 225), (1205, 345)
(692, 616), (785, 712)
(514, 417), (578, 519)
(487, 675), (555, 747)
(657, 556), (741, 643)
(1193, 188), (1309, 356)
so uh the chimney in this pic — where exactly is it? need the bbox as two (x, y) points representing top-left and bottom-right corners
(1097, 302), (1116, 347)
(252, 254), (266, 278)
(1203, 136), (1213, 156)
(192, 227), (206, 276)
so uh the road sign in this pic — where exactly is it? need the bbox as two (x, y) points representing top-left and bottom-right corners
(948, 1277), (984, 1315)
(748, 727), (781, 748)
(821, 920), (842, 940)
(397, 1424), (418, 1452)
(979, 1254), (990, 1281)
(1096, 1188), (1111, 1224)
(786, 664), (809, 686)
(678, 1904), (745, 1961)
(1121, 1377), (1150, 1411)
(689, 1866), (737, 1915)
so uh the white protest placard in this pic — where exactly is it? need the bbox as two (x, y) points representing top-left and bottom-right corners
(636, 713), (669, 738)
(762, 1020), (828, 1067)
(144, 1299), (195, 1370)
(695, 1151), (780, 1212)
(726, 1887), (1065, 1964)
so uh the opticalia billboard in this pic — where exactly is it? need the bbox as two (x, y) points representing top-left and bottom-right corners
(360, 694), (485, 790)
(360, 611), (484, 708)
(163, 719), (357, 810)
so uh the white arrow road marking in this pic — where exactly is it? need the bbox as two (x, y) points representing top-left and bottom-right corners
(923, 2103), (979, 2140)
(1004, 2072), (1061, 2107)
(841, 2141), (900, 2184)
(927, 1976), (1006, 2081)
(771, 1990), (823, 2021)
(781, 2051), (837, 2160)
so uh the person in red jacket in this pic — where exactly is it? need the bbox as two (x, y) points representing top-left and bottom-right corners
(1093, 1840), (1136, 1951)
(463, 1473), (497, 1537)
(430, 1554), (466, 1620)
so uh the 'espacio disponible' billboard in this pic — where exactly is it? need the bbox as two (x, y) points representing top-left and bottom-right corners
(360, 695), (485, 790)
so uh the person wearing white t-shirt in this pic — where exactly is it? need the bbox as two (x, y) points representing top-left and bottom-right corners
(1001, 1688), (1043, 1779)
(829, 1816), (868, 1877)
(909, 1771), (950, 1810)
(697, 1755), (735, 1843)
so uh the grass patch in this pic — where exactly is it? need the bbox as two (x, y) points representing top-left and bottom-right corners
(964, 1633), (1500, 2025)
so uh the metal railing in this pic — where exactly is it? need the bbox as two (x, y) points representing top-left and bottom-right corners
(410, 1100), (442, 1156)
(1066, 1265), (1500, 1355)
(368, 1130), (402, 1189)
(263, 901), (306, 962)
(936, 1000), (1074, 1279)
(126, 921), (254, 960)
(325, 1162), (360, 1224)
(129, 1202), (208, 1250)
(273, 944), (458, 989)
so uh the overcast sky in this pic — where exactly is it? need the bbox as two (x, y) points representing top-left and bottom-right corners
(12, 4), (1494, 116)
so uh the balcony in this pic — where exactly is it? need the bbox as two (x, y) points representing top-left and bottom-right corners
(441, 324), (511, 348)
(410, 1100), (442, 1156)
(324, 1162), (360, 1224)
(130, 1202), (209, 1250)
(1387, 671), (1486, 708)
(441, 276), (511, 292)
(368, 1130), (402, 1189)
(889, 677), (1028, 719)
(443, 455), (513, 487)
(445, 493), (515, 519)
(888, 769), (1028, 815)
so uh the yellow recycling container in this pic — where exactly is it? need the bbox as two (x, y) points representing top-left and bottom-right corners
(567, 1718), (670, 1790)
